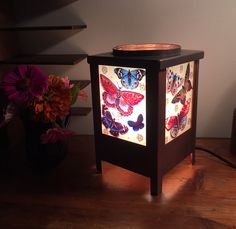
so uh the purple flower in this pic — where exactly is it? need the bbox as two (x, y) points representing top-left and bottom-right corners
(41, 127), (75, 144)
(1, 65), (48, 104)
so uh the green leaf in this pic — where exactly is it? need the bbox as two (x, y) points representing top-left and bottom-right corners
(70, 82), (80, 105)
(55, 118), (64, 128)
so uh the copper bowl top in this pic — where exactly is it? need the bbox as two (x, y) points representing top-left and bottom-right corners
(112, 43), (181, 56)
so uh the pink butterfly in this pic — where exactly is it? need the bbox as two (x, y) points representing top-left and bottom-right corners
(100, 74), (144, 116)
(165, 100), (190, 138)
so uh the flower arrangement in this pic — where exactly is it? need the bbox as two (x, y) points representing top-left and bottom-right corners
(0, 65), (83, 144)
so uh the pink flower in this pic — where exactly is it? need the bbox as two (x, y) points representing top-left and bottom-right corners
(78, 90), (88, 101)
(40, 127), (75, 144)
(61, 76), (74, 89)
(1, 65), (48, 104)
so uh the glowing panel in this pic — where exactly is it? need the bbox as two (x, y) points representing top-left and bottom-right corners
(98, 65), (146, 146)
(165, 62), (194, 144)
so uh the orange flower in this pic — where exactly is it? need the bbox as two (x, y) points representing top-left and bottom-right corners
(34, 75), (72, 122)
(35, 103), (44, 113)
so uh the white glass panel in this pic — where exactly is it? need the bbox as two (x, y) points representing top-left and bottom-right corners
(99, 65), (146, 146)
(165, 61), (194, 144)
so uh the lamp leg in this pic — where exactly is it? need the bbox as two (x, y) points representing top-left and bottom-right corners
(191, 151), (196, 165)
(150, 175), (162, 196)
(96, 158), (102, 174)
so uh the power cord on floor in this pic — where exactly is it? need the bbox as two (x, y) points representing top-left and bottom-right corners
(195, 146), (236, 169)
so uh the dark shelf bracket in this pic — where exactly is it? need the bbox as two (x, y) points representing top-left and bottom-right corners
(0, 54), (88, 65)
(0, 25), (87, 31)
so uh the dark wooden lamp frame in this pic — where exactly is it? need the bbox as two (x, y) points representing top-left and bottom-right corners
(88, 50), (204, 195)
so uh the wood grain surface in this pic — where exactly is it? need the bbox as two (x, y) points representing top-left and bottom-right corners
(0, 136), (235, 229)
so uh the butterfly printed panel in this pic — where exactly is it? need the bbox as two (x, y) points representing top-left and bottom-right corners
(98, 65), (146, 146)
(165, 61), (194, 144)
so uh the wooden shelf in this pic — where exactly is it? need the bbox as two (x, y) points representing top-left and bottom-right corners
(70, 107), (91, 116)
(70, 80), (90, 90)
(0, 21), (90, 115)
(0, 24), (87, 31)
(0, 54), (87, 65)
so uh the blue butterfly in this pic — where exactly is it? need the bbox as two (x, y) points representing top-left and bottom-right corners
(114, 68), (145, 89)
(166, 71), (183, 95)
(128, 114), (144, 131)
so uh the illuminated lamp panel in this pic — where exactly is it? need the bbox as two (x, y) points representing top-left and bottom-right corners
(165, 61), (194, 144)
(98, 65), (146, 146)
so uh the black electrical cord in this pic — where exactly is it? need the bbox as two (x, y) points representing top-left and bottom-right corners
(195, 146), (236, 169)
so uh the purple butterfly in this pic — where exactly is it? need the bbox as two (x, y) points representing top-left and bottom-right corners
(128, 114), (144, 131)
(101, 105), (128, 137)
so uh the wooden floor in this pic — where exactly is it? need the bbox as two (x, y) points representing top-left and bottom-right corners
(0, 136), (236, 229)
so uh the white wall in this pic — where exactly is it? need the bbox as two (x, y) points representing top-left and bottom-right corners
(17, 0), (236, 137)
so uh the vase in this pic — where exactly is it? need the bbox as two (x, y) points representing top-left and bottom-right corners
(25, 120), (67, 172)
